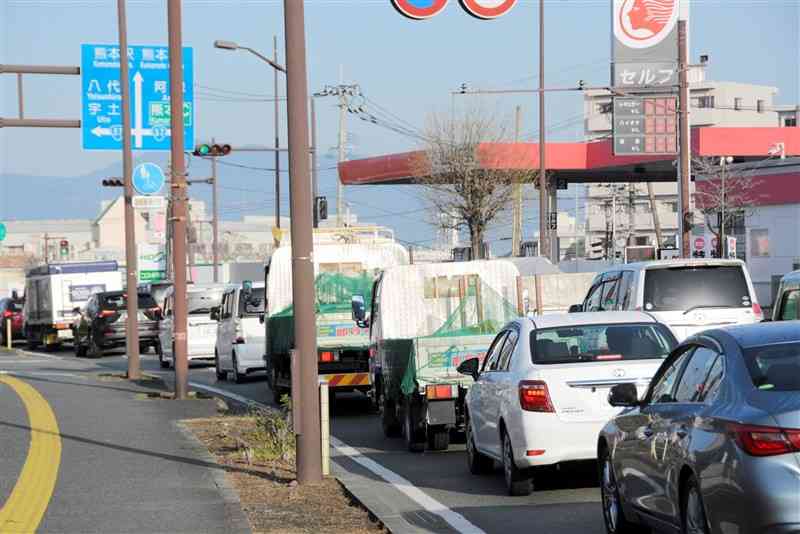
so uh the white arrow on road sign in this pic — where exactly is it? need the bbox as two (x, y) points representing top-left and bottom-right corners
(133, 71), (144, 148)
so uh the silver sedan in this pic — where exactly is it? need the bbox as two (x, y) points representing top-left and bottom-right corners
(598, 321), (800, 534)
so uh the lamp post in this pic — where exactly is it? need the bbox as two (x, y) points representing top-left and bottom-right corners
(214, 39), (286, 233)
(719, 156), (733, 258)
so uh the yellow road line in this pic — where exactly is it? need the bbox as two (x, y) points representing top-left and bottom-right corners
(0, 375), (62, 533)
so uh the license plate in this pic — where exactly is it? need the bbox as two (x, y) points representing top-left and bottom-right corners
(58, 329), (72, 339)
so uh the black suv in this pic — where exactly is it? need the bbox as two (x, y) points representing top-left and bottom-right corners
(73, 291), (161, 358)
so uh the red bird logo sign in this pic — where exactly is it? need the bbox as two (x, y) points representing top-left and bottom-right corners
(614, 0), (679, 49)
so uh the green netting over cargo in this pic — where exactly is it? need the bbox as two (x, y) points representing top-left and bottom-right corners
(393, 277), (519, 397)
(267, 271), (375, 356)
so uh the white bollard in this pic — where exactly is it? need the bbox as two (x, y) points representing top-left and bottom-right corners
(319, 380), (330, 476)
(5, 318), (11, 350)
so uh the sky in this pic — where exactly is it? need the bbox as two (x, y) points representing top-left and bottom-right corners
(1, 0), (798, 252)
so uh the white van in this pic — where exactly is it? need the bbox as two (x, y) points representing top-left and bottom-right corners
(574, 259), (762, 340)
(157, 284), (230, 368)
(771, 270), (800, 322)
(214, 281), (266, 383)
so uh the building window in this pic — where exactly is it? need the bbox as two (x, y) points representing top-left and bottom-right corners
(667, 201), (678, 213)
(785, 118), (798, 127)
(694, 96), (715, 109)
(750, 229), (769, 257)
(596, 102), (612, 114)
(734, 98), (743, 111)
(757, 100), (765, 113)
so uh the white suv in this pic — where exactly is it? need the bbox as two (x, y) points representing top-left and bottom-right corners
(157, 284), (229, 368)
(459, 311), (678, 496)
(214, 282), (266, 383)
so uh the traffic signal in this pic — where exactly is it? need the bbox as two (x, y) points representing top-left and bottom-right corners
(316, 196), (328, 221)
(102, 178), (124, 187)
(59, 240), (69, 258)
(193, 144), (232, 157)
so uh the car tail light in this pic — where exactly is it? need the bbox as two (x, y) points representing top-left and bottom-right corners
(752, 303), (763, 321)
(426, 384), (455, 400)
(526, 449), (546, 456)
(2, 310), (12, 318)
(519, 380), (554, 413)
(729, 422), (800, 456)
(99, 310), (117, 318)
(319, 351), (339, 363)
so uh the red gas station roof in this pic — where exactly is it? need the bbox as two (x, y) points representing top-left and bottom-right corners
(339, 127), (800, 186)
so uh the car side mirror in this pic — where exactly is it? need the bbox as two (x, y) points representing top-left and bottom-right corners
(351, 295), (369, 328)
(259, 313), (265, 324)
(609, 383), (640, 407)
(210, 308), (220, 321)
(72, 307), (81, 314)
(457, 357), (480, 381)
(568, 304), (583, 313)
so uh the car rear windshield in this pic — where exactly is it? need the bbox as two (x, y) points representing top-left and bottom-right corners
(530, 323), (677, 364)
(100, 293), (158, 310)
(239, 288), (265, 316)
(643, 265), (751, 312)
(743, 342), (800, 392)
(188, 291), (224, 315)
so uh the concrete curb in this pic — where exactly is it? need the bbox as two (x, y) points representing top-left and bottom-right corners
(174, 420), (252, 534)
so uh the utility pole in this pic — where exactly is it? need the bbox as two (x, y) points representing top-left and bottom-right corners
(678, 19), (691, 258)
(284, 0), (322, 484)
(627, 184), (636, 244)
(647, 182), (663, 249)
(311, 96), (319, 228)
(168, 0), (189, 400)
(337, 78), (347, 226)
(117, 0), (140, 380)
(511, 105), (523, 256)
(211, 141), (219, 283)
(538, 0), (549, 261)
(274, 35), (281, 231)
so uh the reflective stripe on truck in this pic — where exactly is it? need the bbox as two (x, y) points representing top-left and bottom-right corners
(323, 372), (371, 387)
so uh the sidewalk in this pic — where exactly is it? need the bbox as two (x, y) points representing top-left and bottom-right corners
(0, 348), (250, 534)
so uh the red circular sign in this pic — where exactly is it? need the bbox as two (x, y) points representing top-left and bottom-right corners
(615, 0), (678, 49)
(694, 237), (706, 251)
(459, 0), (517, 19)
(392, 0), (449, 19)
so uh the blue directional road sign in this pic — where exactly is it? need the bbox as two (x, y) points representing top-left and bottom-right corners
(133, 163), (166, 196)
(81, 44), (194, 151)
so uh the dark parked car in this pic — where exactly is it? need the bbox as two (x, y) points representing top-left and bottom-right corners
(0, 295), (25, 346)
(598, 322), (800, 534)
(73, 291), (161, 358)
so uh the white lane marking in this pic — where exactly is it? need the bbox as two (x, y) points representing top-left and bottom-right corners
(331, 436), (486, 534)
(188, 381), (487, 534)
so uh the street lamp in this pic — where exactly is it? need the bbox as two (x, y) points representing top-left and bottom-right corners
(719, 156), (734, 258)
(214, 37), (286, 232)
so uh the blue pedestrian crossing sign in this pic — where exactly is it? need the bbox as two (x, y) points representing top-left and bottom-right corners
(133, 163), (166, 196)
(81, 44), (194, 151)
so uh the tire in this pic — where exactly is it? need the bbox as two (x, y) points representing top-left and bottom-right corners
(157, 342), (170, 369)
(381, 394), (402, 438)
(466, 415), (493, 474)
(427, 426), (450, 451)
(600, 447), (646, 534)
(502, 430), (532, 496)
(682, 475), (710, 534)
(215, 351), (227, 380)
(271, 367), (285, 404)
(26, 328), (40, 350)
(403, 396), (425, 453)
(232, 353), (245, 384)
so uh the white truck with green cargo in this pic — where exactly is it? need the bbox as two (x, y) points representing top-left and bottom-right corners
(353, 258), (593, 452)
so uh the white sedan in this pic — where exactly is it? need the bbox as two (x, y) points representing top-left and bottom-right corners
(458, 311), (678, 496)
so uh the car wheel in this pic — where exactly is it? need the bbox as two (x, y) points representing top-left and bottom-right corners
(466, 415), (493, 474)
(380, 393), (402, 438)
(502, 430), (532, 496)
(682, 475), (710, 534)
(215, 351), (227, 380)
(232, 353), (245, 384)
(600, 448), (645, 534)
(403, 396), (425, 453)
(427, 426), (450, 451)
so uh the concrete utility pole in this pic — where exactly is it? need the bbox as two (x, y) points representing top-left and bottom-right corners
(647, 182), (663, 249)
(538, 0), (549, 261)
(274, 35), (281, 231)
(117, 0), (141, 380)
(512, 105), (523, 257)
(678, 19), (691, 258)
(211, 142), (220, 283)
(167, 0), (189, 400)
(283, 0), (322, 484)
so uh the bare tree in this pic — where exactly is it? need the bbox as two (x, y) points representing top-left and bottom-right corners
(692, 157), (763, 254)
(411, 109), (537, 259)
